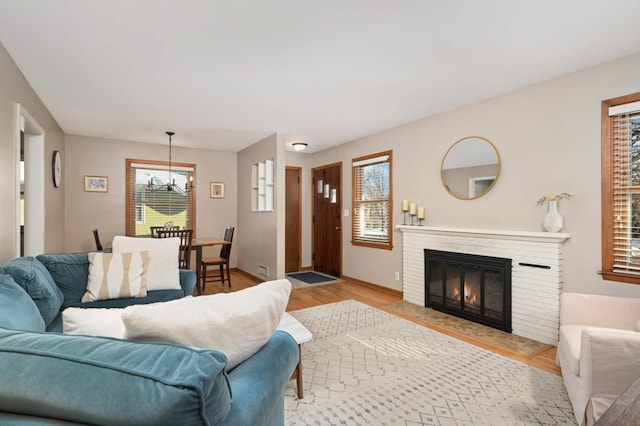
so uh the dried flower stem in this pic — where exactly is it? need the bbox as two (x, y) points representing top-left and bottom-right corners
(537, 192), (573, 206)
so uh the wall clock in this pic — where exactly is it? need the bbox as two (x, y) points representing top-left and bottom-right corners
(52, 150), (62, 188)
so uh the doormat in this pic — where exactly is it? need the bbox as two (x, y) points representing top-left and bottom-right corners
(286, 271), (337, 284)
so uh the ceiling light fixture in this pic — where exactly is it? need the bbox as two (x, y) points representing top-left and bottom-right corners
(148, 131), (194, 193)
(292, 142), (308, 151)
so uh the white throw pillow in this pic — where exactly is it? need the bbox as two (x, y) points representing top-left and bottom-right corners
(112, 236), (181, 291)
(62, 307), (126, 338)
(82, 251), (149, 302)
(122, 279), (291, 370)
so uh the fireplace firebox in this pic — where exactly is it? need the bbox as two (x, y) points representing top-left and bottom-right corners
(425, 249), (512, 333)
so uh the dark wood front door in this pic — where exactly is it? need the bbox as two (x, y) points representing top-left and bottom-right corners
(313, 163), (341, 277)
(285, 167), (301, 273)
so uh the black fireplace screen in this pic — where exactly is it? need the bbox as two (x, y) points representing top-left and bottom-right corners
(425, 249), (512, 332)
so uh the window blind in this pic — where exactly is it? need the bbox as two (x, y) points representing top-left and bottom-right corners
(352, 151), (392, 249)
(611, 110), (640, 274)
(125, 159), (195, 236)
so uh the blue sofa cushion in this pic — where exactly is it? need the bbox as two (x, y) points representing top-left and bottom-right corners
(0, 274), (45, 332)
(221, 330), (299, 426)
(0, 257), (63, 326)
(0, 329), (232, 425)
(36, 253), (90, 308)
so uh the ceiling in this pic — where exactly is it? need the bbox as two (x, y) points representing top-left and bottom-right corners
(1, 1), (640, 153)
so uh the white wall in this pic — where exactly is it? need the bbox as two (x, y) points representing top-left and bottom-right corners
(312, 52), (640, 298)
(237, 133), (286, 279)
(0, 42), (65, 261)
(64, 135), (238, 267)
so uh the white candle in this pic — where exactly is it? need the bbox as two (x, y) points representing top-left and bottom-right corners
(409, 203), (417, 215)
(417, 206), (425, 219)
(401, 199), (409, 211)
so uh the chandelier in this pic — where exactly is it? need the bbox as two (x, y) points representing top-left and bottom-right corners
(148, 131), (194, 193)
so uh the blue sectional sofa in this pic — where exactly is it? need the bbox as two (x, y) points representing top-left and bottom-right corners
(0, 253), (298, 425)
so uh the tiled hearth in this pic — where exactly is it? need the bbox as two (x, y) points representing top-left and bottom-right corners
(397, 225), (570, 344)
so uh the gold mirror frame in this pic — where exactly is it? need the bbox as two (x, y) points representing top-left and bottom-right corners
(440, 136), (501, 200)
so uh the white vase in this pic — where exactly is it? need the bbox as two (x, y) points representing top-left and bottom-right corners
(543, 200), (563, 232)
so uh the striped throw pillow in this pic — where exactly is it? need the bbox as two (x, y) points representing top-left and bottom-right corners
(82, 251), (149, 302)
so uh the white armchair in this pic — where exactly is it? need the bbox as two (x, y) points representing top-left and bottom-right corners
(556, 292), (640, 425)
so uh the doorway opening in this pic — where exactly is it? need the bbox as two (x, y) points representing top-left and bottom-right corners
(15, 104), (45, 257)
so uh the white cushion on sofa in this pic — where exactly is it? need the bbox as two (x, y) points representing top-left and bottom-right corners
(122, 279), (291, 370)
(62, 307), (126, 338)
(112, 236), (180, 291)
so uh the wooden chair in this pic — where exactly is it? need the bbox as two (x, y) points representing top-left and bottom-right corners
(156, 229), (193, 270)
(200, 226), (234, 292)
(92, 229), (103, 251)
(150, 225), (180, 237)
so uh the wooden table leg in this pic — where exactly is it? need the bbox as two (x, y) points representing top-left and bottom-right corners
(194, 245), (203, 295)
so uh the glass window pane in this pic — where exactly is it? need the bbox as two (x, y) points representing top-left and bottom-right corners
(631, 116), (640, 186)
(128, 162), (194, 236)
(361, 163), (389, 201)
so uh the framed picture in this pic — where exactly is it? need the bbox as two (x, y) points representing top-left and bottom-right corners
(84, 176), (108, 192)
(210, 182), (224, 198)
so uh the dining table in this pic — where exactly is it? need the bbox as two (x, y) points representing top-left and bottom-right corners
(191, 237), (230, 294)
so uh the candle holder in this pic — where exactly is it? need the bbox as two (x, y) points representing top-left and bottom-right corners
(410, 212), (417, 225)
(401, 200), (410, 225)
(403, 210), (410, 225)
(416, 206), (426, 226)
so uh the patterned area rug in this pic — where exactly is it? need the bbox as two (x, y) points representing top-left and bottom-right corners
(284, 300), (574, 425)
(387, 301), (551, 358)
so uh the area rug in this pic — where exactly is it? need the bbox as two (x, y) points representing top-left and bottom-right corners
(284, 300), (574, 425)
(286, 271), (338, 284)
(387, 301), (552, 359)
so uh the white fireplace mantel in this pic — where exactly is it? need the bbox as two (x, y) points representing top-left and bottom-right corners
(397, 224), (571, 344)
(397, 225), (570, 243)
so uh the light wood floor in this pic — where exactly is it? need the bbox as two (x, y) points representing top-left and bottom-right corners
(201, 270), (560, 376)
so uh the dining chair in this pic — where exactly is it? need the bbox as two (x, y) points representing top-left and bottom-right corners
(150, 225), (180, 237)
(92, 229), (103, 251)
(200, 226), (235, 292)
(156, 229), (193, 270)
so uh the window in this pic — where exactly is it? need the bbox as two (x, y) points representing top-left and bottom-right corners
(602, 92), (640, 284)
(126, 159), (196, 236)
(352, 150), (392, 249)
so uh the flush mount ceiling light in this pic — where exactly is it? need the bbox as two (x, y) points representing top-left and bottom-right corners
(292, 142), (308, 151)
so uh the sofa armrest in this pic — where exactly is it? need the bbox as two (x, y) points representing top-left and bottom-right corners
(560, 293), (640, 329)
(220, 330), (298, 426)
(580, 327), (640, 422)
(179, 269), (196, 296)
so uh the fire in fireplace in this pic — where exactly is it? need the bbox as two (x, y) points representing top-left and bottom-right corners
(424, 249), (512, 332)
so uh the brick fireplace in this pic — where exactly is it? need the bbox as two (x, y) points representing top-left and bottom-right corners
(398, 225), (570, 344)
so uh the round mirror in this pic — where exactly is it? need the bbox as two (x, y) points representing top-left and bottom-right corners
(441, 136), (500, 200)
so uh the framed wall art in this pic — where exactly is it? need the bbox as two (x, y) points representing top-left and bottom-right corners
(84, 176), (108, 192)
(210, 182), (224, 198)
